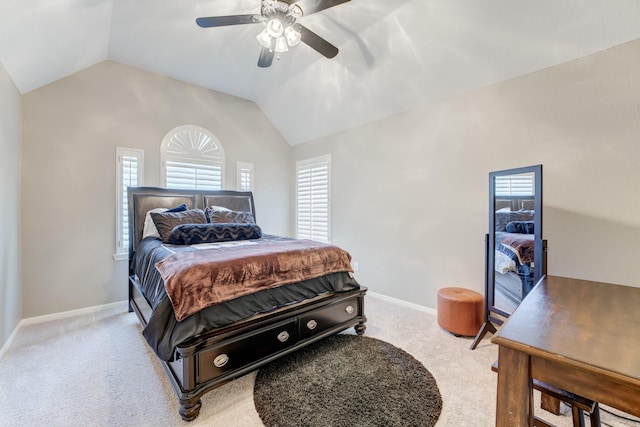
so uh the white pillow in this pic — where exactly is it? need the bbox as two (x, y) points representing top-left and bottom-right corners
(142, 208), (167, 239)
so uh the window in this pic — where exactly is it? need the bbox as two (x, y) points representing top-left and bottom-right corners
(161, 125), (224, 190)
(115, 147), (144, 260)
(296, 155), (330, 243)
(237, 161), (254, 191)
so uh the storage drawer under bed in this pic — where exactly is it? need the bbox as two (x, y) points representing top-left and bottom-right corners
(299, 296), (359, 339)
(197, 319), (298, 383)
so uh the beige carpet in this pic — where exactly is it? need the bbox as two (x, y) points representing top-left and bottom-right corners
(0, 294), (637, 426)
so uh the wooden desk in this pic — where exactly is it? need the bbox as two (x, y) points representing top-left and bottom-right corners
(492, 275), (640, 427)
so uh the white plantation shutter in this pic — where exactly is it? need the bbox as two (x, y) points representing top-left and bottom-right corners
(161, 125), (224, 190)
(296, 155), (330, 243)
(165, 160), (222, 190)
(495, 173), (534, 196)
(115, 147), (144, 259)
(237, 161), (254, 191)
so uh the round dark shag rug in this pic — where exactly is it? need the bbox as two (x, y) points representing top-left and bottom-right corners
(253, 334), (442, 427)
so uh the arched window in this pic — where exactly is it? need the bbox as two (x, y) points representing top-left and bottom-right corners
(161, 125), (225, 189)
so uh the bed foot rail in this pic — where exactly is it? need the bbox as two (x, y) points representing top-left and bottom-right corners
(179, 398), (202, 422)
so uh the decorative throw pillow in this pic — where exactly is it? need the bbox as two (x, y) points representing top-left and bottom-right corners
(151, 209), (207, 242)
(205, 206), (256, 224)
(168, 223), (263, 245)
(495, 210), (534, 232)
(166, 204), (189, 213)
(506, 221), (535, 234)
(207, 205), (231, 213)
(142, 204), (188, 239)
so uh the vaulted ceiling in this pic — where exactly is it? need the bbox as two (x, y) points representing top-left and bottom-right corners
(1, 0), (640, 145)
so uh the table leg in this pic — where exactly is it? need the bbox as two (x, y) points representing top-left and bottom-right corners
(496, 346), (533, 427)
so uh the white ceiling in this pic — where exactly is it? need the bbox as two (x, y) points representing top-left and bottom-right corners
(1, 0), (640, 145)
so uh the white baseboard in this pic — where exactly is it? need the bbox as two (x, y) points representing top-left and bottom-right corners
(2, 294), (434, 360)
(19, 300), (128, 326)
(0, 322), (21, 363)
(1, 300), (129, 362)
(367, 291), (437, 316)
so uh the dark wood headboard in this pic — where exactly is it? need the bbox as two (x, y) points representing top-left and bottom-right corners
(127, 187), (255, 258)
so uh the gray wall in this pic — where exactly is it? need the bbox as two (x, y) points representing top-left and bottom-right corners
(21, 61), (292, 318)
(0, 61), (22, 350)
(293, 39), (640, 309)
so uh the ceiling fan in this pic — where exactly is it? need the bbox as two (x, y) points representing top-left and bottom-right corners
(196, 0), (350, 67)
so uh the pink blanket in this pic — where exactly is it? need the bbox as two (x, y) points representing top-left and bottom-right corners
(155, 239), (353, 321)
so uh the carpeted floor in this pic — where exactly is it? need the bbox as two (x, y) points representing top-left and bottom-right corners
(0, 293), (638, 426)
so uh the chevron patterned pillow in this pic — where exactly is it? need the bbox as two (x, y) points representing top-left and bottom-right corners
(168, 223), (263, 245)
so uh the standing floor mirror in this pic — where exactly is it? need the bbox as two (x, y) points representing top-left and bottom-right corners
(470, 164), (546, 350)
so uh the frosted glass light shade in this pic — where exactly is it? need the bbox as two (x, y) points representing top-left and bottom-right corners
(274, 36), (289, 53)
(256, 29), (272, 48)
(266, 19), (283, 37)
(284, 26), (301, 46)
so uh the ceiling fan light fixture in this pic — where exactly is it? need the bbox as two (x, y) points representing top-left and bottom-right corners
(256, 29), (272, 48)
(258, 16), (299, 53)
(274, 36), (289, 53)
(284, 26), (301, 46)
(266, 18), (283, 37)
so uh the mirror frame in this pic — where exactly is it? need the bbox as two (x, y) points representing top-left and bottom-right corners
(488, 164), (544, 320)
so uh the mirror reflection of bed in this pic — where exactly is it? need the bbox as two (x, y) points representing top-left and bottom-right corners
(493, 195), (536, 314)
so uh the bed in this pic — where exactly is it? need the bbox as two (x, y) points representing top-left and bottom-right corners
(127, 187), (367, 421)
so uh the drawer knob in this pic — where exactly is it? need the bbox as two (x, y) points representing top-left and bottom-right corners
(213, 354), (229, 368)
(345, 305), (354, 314)
(277, 331), (290, 342)
(306, 319), (318, 330)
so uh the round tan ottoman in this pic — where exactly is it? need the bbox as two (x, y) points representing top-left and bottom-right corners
(437, 287), (484, 336)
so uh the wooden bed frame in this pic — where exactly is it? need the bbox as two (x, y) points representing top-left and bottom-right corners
(127, 187), (367, 421)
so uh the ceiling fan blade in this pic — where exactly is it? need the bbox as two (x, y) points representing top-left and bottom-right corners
(299, 25), (338, 58)
(196, 15), (260, 28)
(295, 0), (350, 16)
(258, 46), (275, 68)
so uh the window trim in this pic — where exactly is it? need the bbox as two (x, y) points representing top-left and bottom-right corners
(296, 154), (331, 243)
(114, 147), (144, 261)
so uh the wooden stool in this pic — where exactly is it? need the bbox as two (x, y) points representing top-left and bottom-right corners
(491, 361), (601, 427)
(437, 287), (483, 336)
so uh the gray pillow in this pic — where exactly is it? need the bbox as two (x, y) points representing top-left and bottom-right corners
(151, 209), (207, 242)
(495, 210), (534, 232)
(205, 206), (255, 224)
